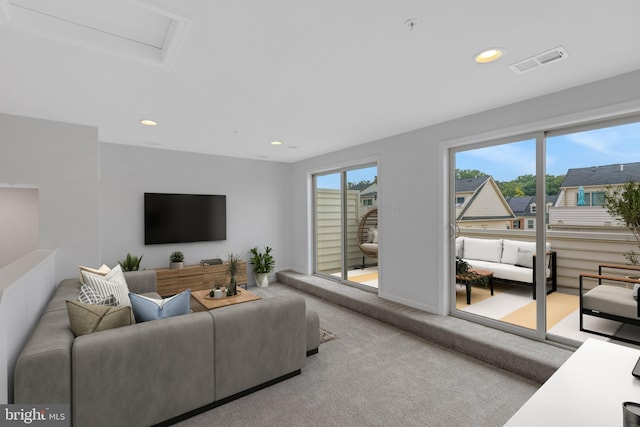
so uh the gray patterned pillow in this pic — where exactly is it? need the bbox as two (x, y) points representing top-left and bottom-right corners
(78, 284), (117, 306)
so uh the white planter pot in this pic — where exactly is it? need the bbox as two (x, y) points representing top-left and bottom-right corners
(255, 273), (269, 288)
(170, 262), (184, 270)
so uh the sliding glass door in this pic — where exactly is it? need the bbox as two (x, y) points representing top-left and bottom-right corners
(314, 164), (378, 290)
(451, 114), (640, 345)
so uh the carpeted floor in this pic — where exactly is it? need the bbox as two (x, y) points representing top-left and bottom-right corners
(175, 283), (538, 427)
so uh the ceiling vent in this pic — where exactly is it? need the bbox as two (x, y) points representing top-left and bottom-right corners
(509, 46), (568, 74)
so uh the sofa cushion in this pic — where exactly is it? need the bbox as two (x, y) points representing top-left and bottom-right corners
(583, 285), (638, 319)
(129, 289), (191, 323)
(79, 263), (111, 283)
(462, 237), (503, 263)
(515, 249), (533, 268)
(455, 237), (464, 258)
(83, 265), (132, 307)
(78, 284), (117, 306)
(501, 240), (534, 265)
(66, 300), (133, 336)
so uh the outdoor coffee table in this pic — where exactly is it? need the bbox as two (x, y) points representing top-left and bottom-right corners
(456, 268), (494, 305)
(191, 287), (261, 312)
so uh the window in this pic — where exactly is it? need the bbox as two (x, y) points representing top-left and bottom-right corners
(530, 204), (536, 213)
(527, 219), (534, 229)
(577, 191), (606, 207)
(513, 219), (521, 229)
(456, 196), (465, 206)
(592, 192), (605, 206)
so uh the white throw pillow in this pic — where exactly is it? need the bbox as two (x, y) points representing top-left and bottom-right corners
(515, 249), (533, 268)
(79, 264), (111, 283)
(455, 237), (464, 258)
(462, 237), (503, 263)
(372, 229), (378, 244)
(83, 265), (131, 307)
(634, 283), (639, 301)
(501, 240), (535, 265)
(367, 227), (376, 243)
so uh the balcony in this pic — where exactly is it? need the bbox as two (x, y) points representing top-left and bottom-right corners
(457, 227), (640, 345)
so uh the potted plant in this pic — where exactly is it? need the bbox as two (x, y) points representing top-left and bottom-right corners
(249, 246), (275, 288)
(118, 253), (143, 272)
(455, 256), (488, 286)
(605, 181), (640, 265)
(169, 251), (184, 269)
(226, 253), (242, 296)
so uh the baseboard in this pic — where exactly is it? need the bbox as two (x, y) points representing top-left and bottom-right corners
(153, 369), (302, 426)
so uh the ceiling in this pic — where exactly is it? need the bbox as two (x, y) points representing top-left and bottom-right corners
(1, 1), (640, 163)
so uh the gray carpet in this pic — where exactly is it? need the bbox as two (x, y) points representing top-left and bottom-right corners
(176, 284), (538, 427)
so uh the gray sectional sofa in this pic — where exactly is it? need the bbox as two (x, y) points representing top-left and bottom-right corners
(14, 270), (320, 427)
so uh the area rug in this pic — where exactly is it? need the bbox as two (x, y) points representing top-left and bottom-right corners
(500, 292), (579, 330)
(319, 327), (338, 344)
(348, 272), (378, 284)
(455, 282), (513, 310)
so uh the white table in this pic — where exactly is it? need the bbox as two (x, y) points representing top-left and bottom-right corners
(505, 338), (640, 426)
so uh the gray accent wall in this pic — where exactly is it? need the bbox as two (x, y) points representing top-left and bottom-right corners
(0, 113), (100, 283)
(99, 143), (293, 278)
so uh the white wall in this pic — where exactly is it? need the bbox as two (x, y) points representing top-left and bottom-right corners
(0, 113), (100, 282)
(0, 250), (56, 403)
(0, 188), (39, 268)
(290, 69), (640, 315)
(99, 143), (293, 279)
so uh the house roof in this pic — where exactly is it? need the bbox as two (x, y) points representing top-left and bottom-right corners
(561, 162), (640, 187)
(507, 196), (534, 214)
(456, 176), (490, 193)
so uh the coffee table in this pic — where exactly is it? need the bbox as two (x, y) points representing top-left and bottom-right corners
(191, 287), (261, 312)
(456, 268), (494, 305)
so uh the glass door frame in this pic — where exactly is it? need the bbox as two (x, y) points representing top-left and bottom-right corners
(449, 131), (548, 341)
(312, 162), (378, 293)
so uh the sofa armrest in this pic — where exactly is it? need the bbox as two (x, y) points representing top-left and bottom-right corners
(124, 270), (157, 294)
(210, 296), (306, 401)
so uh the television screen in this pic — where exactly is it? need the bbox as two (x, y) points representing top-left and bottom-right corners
(144, 193), (226, 244)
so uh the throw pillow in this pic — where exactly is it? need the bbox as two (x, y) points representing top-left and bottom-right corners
(83, 265), (132, 307)
(78, 284), (117, 306)
(372, 228), (379, 244)
(515, 249), (533, 269)
(634, 283), (639, 301)
(367, 227), (376, 243)
(79, 264), (111, 283)
(129, 290), (191, 323)
(66, 300), (132, 337)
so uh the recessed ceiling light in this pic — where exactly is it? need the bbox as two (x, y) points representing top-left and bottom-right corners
(271, 141), (283, 145)
(475, 48), (504, 64)
(140, 119), (158, 126)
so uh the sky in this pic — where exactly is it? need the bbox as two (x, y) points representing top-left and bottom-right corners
(456, 121), (640, 181)
(316, 166), (377, 190)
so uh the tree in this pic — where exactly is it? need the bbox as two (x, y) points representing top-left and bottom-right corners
(604, 181), (640, 265)
(455, 169), (487, 179)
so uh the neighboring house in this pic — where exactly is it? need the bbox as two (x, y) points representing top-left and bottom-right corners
(456, 176), (516, 229)
(360, 183), (377, 208)
(549, 162), (640, 230)
(507, 195), (557, 230)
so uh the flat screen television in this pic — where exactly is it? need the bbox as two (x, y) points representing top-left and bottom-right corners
(144, 193), (226, 245)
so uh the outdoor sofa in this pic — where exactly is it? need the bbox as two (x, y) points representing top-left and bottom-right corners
(14, 270), (320, 427)
(456, 236), (557, 299)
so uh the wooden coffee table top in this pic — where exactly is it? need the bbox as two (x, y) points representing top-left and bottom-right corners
(191, 287), (261, 311)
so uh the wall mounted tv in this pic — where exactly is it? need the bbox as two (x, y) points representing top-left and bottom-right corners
(144, 193), (226, 245)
